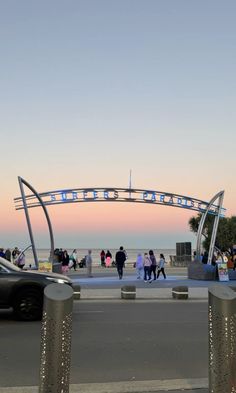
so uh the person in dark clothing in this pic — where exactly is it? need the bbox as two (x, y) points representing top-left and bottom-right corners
(0, 248), (5, 258)
(61, 250), (69, 274)
(115, 246), (126, 279)
(202, 251), (208, 264)
(149, 250), (157, 281)
(5, 249), (11, 262)
(100, 250), (106, 267)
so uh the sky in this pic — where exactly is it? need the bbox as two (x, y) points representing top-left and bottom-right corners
(0, 0), (235, 250)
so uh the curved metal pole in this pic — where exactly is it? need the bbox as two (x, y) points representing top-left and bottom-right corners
(18, 177), (55, 267)
(17, 245), (32, 262)
(196, 190), (224, 262)
(18, 177), (38, 268)
(208, 192), (224, 264)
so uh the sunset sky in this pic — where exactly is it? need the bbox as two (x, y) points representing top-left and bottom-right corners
(0, 0), (235, 250)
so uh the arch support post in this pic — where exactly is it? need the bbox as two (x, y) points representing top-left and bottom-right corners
(18, 176), (55, 268)
(18, 177), (38, 268)
(207, 192), (224, 264)
(196, 191), (224, 263)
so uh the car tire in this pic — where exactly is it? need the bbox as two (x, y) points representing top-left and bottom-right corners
(13, 288), (43, 321)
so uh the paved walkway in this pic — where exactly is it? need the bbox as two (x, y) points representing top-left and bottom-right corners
(70, 271), (236, 300)
(0, 378), (208, 392)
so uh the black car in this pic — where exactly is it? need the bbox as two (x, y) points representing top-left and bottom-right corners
(0, 257), (73, 321)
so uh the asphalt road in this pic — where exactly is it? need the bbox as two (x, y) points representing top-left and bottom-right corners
(0, 300), (208, 387)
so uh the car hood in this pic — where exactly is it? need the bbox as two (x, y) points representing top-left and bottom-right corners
(23, 270), (72, 283)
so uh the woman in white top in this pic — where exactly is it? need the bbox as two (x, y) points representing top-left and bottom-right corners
(156, 253), (166, 279)
(136, 253), (144, 279)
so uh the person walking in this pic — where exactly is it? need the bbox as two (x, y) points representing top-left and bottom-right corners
(70, 249), (78, 271)
(149, 250), (157, 281)
(156, 253), (167, 279)
(143, 252), (152, 282)
(136, 253), (144, 279)
(86, 249), (93, 277)
(105, 250), (112, 267)
(61, 250), (70, 274)
(100, 250), (106, 267)
(115, 246), (126, 279)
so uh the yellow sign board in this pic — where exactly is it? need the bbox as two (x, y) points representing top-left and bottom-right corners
(38, 260), (52, 273)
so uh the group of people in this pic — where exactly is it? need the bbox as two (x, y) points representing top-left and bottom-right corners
(81, 247), (127, 279)
(53, 247), (167, 281)
(135, 251), (166, 282)
(0, 246), (26, 269)
(54, 248), (78, 274)
(100, 249), (113, 267)
(196, 249), (236, 269)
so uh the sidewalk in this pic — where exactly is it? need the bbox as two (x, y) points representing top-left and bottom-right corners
(73, 286), (209, 300)
(0, 378), (208, 392)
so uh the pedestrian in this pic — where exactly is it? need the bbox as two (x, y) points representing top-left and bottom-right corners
(70, 249), (78, 271)
(61, 250), (70, 274)
(58, 248), (64, 263)
(136, 253), (144, 279)
(202, 251), (208, 264)
(12, 247), (20, 264)
(0, 248), (5, 258)
(156, 253), (166, 279)
(105, 250), (112, 267)
(100, 250), (106, 267)
(149, 250), (157, 281)
(86, 249), (93, 277)
(143, 252), (152, 282)
(16, 250), (25, 269)
(115, 246), (126, 279)
(5, 248), (11, 262)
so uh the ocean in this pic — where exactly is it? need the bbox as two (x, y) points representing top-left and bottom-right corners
(22, 248), (176, 266)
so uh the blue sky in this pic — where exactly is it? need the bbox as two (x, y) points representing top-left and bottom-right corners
(0, 0), (235, 249)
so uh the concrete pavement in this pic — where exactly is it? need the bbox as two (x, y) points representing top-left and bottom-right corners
(1, 268), (217, 392)
(0, 378), (208, 392)
(73, 286), (209, 300)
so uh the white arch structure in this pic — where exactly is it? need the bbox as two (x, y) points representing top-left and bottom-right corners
(14, 177), (225, 269)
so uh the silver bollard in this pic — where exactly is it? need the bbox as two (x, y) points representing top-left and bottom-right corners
(209, 285), (236, 393)
(121, 285), (136, 299)
(39, 283), (74, 393)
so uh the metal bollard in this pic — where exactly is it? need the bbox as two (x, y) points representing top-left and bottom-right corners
(121, 285), (136, 299)
(73, 284), (81, 300)
(39, 283), (74, 393)
(172, 286), (188, 299)
(209, 285), (236, 393)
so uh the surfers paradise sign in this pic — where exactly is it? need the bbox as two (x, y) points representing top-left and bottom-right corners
(15, 186), (226, 216)
(14, 177), (226, 268)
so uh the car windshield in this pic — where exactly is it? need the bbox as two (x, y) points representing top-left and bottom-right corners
(0, 257), (21, 272)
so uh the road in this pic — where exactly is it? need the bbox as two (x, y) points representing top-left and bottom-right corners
(0, 300), (208, 387)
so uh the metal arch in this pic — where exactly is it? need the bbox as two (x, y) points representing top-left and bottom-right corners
(14, 187), (226, 217)
(16, 180), (225, 268)
(18, 177), (55, 268)
(196, 190), (224, 262)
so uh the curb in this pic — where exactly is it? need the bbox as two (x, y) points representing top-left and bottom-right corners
(0, 378), (208, 393)
(72, 287), (209, 300)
